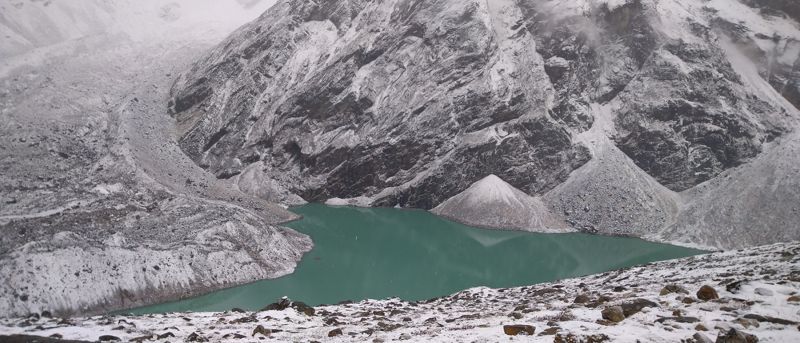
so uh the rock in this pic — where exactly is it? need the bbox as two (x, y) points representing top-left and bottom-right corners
(130, 335), (153, 343)
(231, 315), (258, 324)
(697, 285), (720, 301)
(733, 318), (760, 329)
(186, 332), (208, 342)
(620, 299), (659, 317)
(660, 284), (689, 295)
(696, 323), (709, 331)
(726, 280), (748, 294)
(656, 316), (701, 324)
(540, 327), (559, 336)
(261, 297), (291, 311)
(555, 333), (611, 343)
(788, 295), (800, 302)
(252, 325), (271, 337)
(601, 306), (625, 323)
(324, 317), (344, 326)
(503, 324), (535, 336)
(399, 333), (411, 340)
(376, 322), (402, 332)
(157, 332), (175, 339)
(715, 328), (758, 343)
(230, 308), (246, 313)
(328, 328), (343, 337)
(694, 332), (715, 343)
(742, 314), (798, 325)
(682, 297), (697, 304)
(753, 288), (773, 296)
(0, 335), (91, 343)
(98, 335), (121, 342)
(291, 301), (315, 316)
(574, 294), (590, 304)
(509, 312), (523, 319)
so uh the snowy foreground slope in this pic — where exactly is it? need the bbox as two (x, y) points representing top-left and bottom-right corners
(2, 242), (798, 342)
(0, 0), (312, 318)
(171, 0), (800, 249)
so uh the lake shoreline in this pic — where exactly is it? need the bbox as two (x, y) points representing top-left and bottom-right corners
(119, 204), (705, 315)
(3, 242), (797, 342)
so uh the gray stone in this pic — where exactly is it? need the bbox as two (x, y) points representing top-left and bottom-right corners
(601, 306), (625, 323)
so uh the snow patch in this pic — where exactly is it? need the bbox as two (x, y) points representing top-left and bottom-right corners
(91, 183), (123, 196)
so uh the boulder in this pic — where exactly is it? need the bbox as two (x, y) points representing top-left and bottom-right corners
(261, 297), (291, 311)
(697, 285), (720, 301)
(694, 332), (714, 343)
(660, 284), (689, 295)
(620, 299), (659, 317)
(185, 332), (208, 342)
(601, 306), (625, 323)
(291, 301), (315, 316)
(252, 325), (271, 337)
(574, 294), (591, 304)
(328, 328), (343, 337)
(503, 324), (535, 336)
(715, 328), (758, 343)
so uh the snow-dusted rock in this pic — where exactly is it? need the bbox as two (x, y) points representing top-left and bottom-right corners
(433, 175), (569, 232)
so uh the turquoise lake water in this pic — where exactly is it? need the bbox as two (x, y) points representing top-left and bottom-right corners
(126, 204), (706, 314)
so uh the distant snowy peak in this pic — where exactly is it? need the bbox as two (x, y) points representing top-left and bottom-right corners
(432, 175), (570, 233)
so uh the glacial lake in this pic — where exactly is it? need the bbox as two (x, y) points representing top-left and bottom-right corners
(127, 204), (706, 314)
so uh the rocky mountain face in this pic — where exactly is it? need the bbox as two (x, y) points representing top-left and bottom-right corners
(170, 0), (591, 209)
(170, 0), (800, 249)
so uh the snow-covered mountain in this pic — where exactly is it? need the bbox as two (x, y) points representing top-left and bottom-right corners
(170, 0), (800, 249)
(0, 0), (316, 318)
